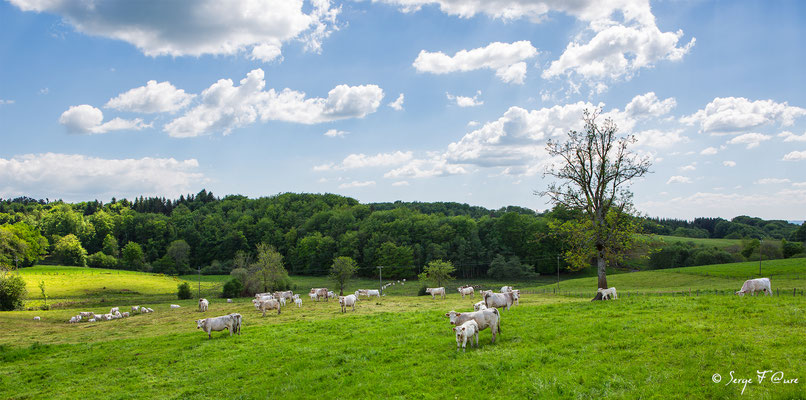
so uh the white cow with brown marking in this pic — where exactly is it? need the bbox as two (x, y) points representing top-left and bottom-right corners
(425, 287), (446, 299)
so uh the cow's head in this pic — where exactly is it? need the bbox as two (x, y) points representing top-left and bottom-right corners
(735, 291), (745, 296)
(444, 310), (463, 325)
(195, 319), (205, 329)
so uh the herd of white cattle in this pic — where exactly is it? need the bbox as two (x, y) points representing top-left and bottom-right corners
(37, 277), (775, 350)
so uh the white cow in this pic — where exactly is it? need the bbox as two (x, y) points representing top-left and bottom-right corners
(199, 298), (209, 312)
(227, 299), (233, 303)
(292, 294), (300, 300)
(458, 286), (475, 299)
(277, 296), (286, 307)
(88, 318), (96, 322)
(294, 298), (302, 308)
(425, 287), (446, 299)
(483, 291), (518, 311)
(311, 288), (330, 301)
(501, 286), (513, 293)
(512, 290), (520, 305)
(258, 299), (281, 316)
(122, 312), (130, 317)
(33, 316), (41, 321)
(196, 315), (236, 339)
(479, 290), (493, 298)
(473, 301), (487, 311)
(228, 313), (242, 335)
(454, 320), (479, 351)
(597, 287), (618, 300)
(327, 291), (336, 299)
(736, 278), (772, 296)
(79, 312), (93, 318)
(367, 289), (381, 298)
(110, 307), (120, 314)
(131, 306), (140, 313)
(339, 294), (357, 313)
(355, 289), (369, 298)
(309, 292), (318, 301)
(170, 304), (181, 309)
(445, 308), (501, 344)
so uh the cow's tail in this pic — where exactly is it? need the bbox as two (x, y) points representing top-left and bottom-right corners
(494, 308), (501, 333)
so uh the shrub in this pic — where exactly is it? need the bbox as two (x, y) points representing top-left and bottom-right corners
(177, 282), (192, 300)
(222, 279), (243, 298)
(0, 268), (27, 311)
(782, 240), (804, 258)
(87, 252), (118, 269)
(417, 285), (428, 296)
(487, 255), (538, 280)
(690, 248), (734, 266)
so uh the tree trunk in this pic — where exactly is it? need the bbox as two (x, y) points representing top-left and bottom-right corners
(592, 256), (608, 301)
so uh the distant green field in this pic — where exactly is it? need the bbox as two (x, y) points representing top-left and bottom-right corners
(538, 258), (806, 295)
(652, 235), (746, 249)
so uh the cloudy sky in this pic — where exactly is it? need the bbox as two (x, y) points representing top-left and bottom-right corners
(1, 0), (804, 220)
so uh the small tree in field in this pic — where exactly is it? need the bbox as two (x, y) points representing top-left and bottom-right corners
(539, 109), (651, 300)
(251, 243), (288, 293)
(177, 282), (192, 300)
(0, 267), (27, 311)
(417, 259), (456, 288)
(329, 256), (358, 296)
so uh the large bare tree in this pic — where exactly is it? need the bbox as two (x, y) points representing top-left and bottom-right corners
(539, 109), (651, 299)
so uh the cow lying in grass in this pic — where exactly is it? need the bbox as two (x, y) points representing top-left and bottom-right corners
(736, 278), (772, 296)
(196, 315), (237, 339)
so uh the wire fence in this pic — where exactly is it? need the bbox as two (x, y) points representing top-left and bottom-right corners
(520, 287), (806, 298)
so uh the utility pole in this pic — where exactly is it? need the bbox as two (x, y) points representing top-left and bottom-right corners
(759, 238), (763, 276)
(377, 266), (385, 294)
(14, 256), (19, 270)
(198, 265), (201, 299)
(557, 255), (560, 292)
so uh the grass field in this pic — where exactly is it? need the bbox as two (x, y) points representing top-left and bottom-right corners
(652, 235), (746, 249)
(2, 262), (806, 398)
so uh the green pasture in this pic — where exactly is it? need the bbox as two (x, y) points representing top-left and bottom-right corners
(652, 234), (747, 249)
(1, 294), (804, 398)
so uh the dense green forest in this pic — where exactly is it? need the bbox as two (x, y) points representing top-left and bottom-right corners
(1, 191), (804, 277)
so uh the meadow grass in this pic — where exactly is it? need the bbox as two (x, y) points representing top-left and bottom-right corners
(1, 294), (804, 399)
(651, 234), (747, 249)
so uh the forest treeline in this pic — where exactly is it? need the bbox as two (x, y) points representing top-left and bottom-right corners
(1, 191), (804, 277)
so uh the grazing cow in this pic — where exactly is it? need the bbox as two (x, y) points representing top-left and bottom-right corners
(68, 316), (77, 324)
(355, 289), (369, 298)
(501, 286), (513, 293)
(199, 298), (209, 312)
(367, 289), (381, 298)
(294, 298), (302, 308)
(445, 308), (501, 344)
(103, 313), (113, 321)
(196, 316), (236, 339)
(473, 301), (487, 311)
(339, 294), (357, 313)
(425, 287), (446, 299)
(258, 299), (281, 316)
(512, 290), (520, 305)
(228, 313), (242, 335)
(274, 291), (294, 303)
(277, 296), (286, 307)
(597, 287), (618, 300)
(110, 307), (120, 314)
(454, 320), (479, 351)
(170, 304), (181, 309)
(227, 299), (233, 303)
(311, 288), (330, 301)
(33, 316), (40, 321)
(458, 286), (475, 299)
(483, 291), (518, 311)
(309, 292), (318, 301)
(735, 278), (772, 297)
(131, 306), (139, 313)
(327, 291), (336, 299)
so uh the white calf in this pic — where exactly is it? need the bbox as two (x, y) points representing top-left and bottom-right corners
(454, 320), (479, 351)
(597, 287), (618, 300)
(473, 301), (487, 311)
(295, 298), (302, 308)
(131, 306), (140, 313)
(458, 286), (474, 299)
(227, 299), (233, 303)
(445, 308), (501, 344)
(309, 292), (318, 301)
(170, 304), (181, 309)
(110, 307), (120, 314)
(199, 298), (209, 312)
(339, 294), (357, 313)
(33, 316), (41, 321)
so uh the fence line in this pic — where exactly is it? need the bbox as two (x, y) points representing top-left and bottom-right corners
(520, 287), (806, 297)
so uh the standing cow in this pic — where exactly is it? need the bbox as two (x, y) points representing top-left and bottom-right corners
(445, 308), (501, 344)
(735, 278), (772, 296)
(483, 291), (518, 311)
(425, 287), (446, 299)
(457, 286), (475, 299)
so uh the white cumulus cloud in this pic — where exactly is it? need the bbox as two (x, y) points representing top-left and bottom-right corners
(105, 80), (194, 113)
(755, 178), (790, 185)
(318, 151), (413, 171)
(723, 160), (736, 167)
(388, 93), (405, 111)
(163, 69), (384, 137)
(446, 90), (483, 107)
(324, 129), (348, 138)
(625, 92), (676, 118)
(413, 41), (537, 84)
(783, 151), (806, 161)
(666, 175), (692, 184)
(727, 133), (771, 149)
(778, 131), (806, 142)
(0, 153), (204, 201)
(59, 104), (148, 134)
(700, 146), (718, 156)
(9, 0), (339, 60)
(338, 180), (376, 188)
(681, 97), (806, 135)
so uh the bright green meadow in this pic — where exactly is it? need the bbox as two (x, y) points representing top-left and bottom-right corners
(1, 260), (805, 399)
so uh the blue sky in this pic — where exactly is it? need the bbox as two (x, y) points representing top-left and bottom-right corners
(0, 0), (804, 220)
